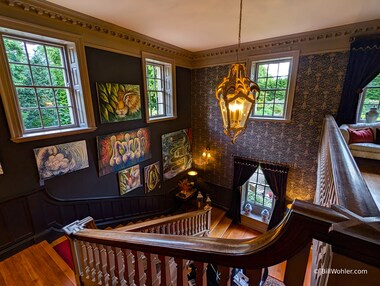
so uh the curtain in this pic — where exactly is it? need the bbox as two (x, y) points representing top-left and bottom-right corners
(227, 157), (259, 224)
(261, 163), (289, 230)
(335, 36), (380, 125)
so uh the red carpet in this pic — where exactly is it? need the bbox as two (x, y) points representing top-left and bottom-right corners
(53, 239), (74, 270)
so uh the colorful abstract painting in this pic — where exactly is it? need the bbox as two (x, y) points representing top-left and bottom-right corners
(97, 83), (142, 123)
(144, 161), (161, 193)
(34, 140), (89, 181)
(162, 129), (192, 180)
(119, 164), (141, 195)
(97, 128), (151, 176)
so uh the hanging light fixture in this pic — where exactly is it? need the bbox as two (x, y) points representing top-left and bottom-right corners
(216, 0), (260, 144)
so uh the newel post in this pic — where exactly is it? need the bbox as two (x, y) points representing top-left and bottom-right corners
(63, 216), (97, 286)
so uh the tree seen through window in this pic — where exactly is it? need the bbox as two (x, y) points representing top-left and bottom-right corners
(3, 36), (75, 131)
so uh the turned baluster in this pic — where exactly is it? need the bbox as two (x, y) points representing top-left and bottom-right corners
(85, 242), (96, 282)
(180, 219), (184, 235)
(194, 261), (207, 286)
(91, 243), (104, 284)
(132, 250), (146, 286)
(114, 247), (127, 285)
(99, 244), (111, 285)
(158, 255), (173, 286)
(145, 253), (159, 286)
(106, 245), (118, 285)
(218, 266), (232, 285)
(80, 241), (90, 280)
(123, 249), (136, 285)
(174, 257), (188, 286)
(190, 217), (194, 235)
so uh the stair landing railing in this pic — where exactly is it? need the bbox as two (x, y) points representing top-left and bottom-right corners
(64, 201), (380, 286)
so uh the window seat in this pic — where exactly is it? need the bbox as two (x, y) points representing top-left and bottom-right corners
(339, 122), (380, 160)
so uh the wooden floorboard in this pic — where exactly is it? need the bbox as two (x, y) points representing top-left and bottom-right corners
(355, 158), (380, 210)
(0, 241), (75, 286)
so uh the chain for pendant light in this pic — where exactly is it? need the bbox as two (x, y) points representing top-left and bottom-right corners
(237, 0), (243, 63)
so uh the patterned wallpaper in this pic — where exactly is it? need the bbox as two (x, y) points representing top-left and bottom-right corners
(191, 52), (348, 201)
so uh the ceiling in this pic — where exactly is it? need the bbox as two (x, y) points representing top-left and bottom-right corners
(46, 0), (380, 52)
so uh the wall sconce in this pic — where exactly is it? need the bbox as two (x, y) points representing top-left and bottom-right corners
(201, 148), (211, 164)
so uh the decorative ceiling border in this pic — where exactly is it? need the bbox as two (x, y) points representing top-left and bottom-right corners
(191, 19), (380, 67)
(1, 0), (380, 69)
(4, 0), (193, 63)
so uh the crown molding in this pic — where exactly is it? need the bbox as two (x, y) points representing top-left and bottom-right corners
(0, 0), (379, 69)
(191, 19), (380, 68)
(1, 0), (193, 67)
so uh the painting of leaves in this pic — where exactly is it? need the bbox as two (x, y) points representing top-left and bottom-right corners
(144, 161), (161, 193)
(33, 140), (89, 181)
(162, 129), (192, 180)
(97, 128), (151, 176)
(119, 165), (141, 195)
(96, 83), (142, 123)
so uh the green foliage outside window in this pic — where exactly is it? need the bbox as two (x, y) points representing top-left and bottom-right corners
(3, 37), (74, 131)
(146, 63), (165, 117)
(252, 60), (290, 118)
(359, 74), (380, 121)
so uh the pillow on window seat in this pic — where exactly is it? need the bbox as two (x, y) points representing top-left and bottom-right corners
(376, 128), (380, 144)
(348, 128), (374, 144)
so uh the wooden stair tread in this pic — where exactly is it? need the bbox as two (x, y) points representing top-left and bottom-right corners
(209, 216), (232, 238)
(0, 241), (76, 286)
(210, 207), (226, 233)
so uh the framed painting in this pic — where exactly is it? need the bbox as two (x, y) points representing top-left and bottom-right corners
(97, 128), (151, 176)
(33, 140), (89, 181)
(144, 161), (161, 193)
(96, 83), (142, 123)
(162, 128), (192, 180)
(119, 165), (141, 195)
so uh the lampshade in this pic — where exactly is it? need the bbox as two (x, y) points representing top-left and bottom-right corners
(216, 63), (259, 143)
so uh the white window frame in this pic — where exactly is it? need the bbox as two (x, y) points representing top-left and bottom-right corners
(0, 17), (96, 143)
(356, 74), (380, 123)
(248, 51), (299, 122)
(142, 51), (176, 123)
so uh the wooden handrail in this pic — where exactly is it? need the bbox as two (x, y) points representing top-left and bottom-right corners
(115, 208), (211, 233)
(66, 200), (379, 269)
(317, 115), (379, 216)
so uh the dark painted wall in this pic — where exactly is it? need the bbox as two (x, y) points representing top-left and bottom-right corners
(0, 47), (191, 259)
(0, 47), (192, 201)
(191, 52), (349, 203)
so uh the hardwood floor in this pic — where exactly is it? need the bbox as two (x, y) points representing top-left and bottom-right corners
(0, 241), (75, 286)
(355, 158), (380, 210)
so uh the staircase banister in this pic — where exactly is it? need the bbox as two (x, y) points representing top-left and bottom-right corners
(323, 115), (379, 217)
(116, 208), (211, 232)
(65, 200), (379, 270)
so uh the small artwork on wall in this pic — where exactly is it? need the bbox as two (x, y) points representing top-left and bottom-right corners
(144, 161), (161, 193)
(96, 83), (141, 123)
(0, 163), (3, 175)
(162, 129), (192, 180)
(119, 164), (141, 195)
(97, 128), (151, 176)
(33, 140), (89, 181)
